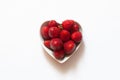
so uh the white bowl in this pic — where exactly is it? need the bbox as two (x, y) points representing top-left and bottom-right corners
(40, 21), (82, 63)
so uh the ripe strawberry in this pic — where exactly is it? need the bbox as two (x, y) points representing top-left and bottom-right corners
(50, 38), (63, 51)
(44, 40), (51, 49)
(54, 50), (65, 60)
(48, 20), (58, 27)
(60, 30), (70, 42)
(71, 31), (82, 43)
(64, 40), (76, 55)
(48, 27), (61, 38)
(62, 20), (74, 31)
(41, 26), (50, 39)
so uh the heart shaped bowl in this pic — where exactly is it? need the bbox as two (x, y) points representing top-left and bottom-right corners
(40, 20), (82, 63)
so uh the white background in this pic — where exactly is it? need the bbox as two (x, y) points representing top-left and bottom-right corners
(0, 0), (120, 80)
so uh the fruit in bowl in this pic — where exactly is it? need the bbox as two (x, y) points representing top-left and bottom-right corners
(40, 20), (82, 63)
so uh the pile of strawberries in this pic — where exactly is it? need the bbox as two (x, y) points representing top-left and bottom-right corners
(40, 20), (82, 60)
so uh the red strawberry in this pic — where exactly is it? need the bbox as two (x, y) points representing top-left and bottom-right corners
(64, 40), (76, 55)
(48, 20), (58, 27)
(62, 20), (74, 31)
(50, 38), (63, 51)
(60, 30), (70, 42)
(44, 40), (51, 49)
(41, 26), (50, 39)
(49, 27), (61, 38)
(71, 31), (82, 43)
(54, 50), (65, 60)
